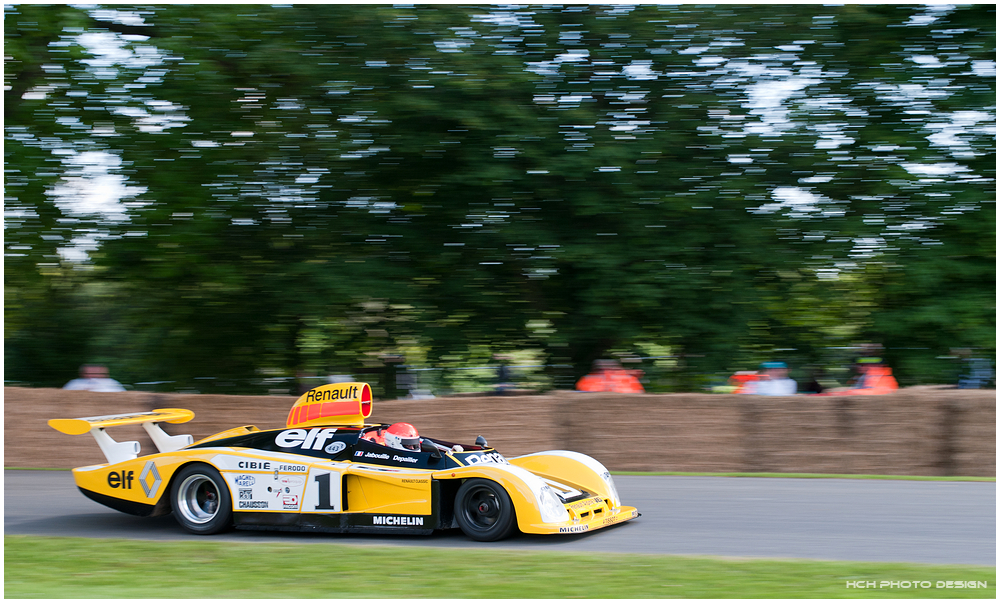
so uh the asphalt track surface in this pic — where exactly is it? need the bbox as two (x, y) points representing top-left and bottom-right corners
(5, 470), (994, 566)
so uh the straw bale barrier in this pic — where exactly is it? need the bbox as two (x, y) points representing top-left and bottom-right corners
(4, 386), (994, 476)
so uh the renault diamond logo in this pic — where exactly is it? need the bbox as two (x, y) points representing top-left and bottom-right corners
(139, 461), (162, 498)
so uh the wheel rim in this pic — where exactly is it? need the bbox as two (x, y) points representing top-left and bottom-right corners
(177, 474), (221, 525)
(463, 486), (501, 529)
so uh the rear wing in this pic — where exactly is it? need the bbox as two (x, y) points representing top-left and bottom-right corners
(48, 409), (195, 465)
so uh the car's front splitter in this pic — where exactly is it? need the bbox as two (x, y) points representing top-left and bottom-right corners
(521, 505), (639, 535)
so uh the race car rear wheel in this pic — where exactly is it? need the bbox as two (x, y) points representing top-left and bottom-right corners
(455, 478), (517, 541)
(171, 464), (232, 535)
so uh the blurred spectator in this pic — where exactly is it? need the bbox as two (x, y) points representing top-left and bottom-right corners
(728, 371), (761, 394)
(743, 361), (797, 396)
(63, 364), (126, 392)
(952, 349), (995, 389)
(576, 359), (645, 393)
(493, 354), (513, 396)
(841, 357), (899, 395)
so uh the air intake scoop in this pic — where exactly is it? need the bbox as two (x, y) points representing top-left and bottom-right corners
(286, 382), (373, 428)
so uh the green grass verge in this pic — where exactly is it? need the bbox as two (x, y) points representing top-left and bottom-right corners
(4, 536), (994, 599)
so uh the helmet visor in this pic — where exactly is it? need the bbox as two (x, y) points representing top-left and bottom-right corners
(399, 437), (421, 451)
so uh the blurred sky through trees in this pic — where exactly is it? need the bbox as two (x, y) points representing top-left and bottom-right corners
(5, 4), (995, 394)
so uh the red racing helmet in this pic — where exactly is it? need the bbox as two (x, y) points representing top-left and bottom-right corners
(384, 422), (420, 452)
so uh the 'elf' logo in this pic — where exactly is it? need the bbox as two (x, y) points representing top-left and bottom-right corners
(108, 470), (134, 489)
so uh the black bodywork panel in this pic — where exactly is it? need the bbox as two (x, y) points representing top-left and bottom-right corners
(188, 425), (499, 471)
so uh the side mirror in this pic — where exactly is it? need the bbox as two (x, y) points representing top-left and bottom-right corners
(421, 438), (443, 459)
(475, 435), (488, 447)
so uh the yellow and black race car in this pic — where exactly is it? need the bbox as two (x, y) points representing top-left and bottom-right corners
(49, 382), (638, 541)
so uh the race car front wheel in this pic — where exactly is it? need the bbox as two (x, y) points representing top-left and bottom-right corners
(171, 463), (232, 535)
(455, 478), (517, 541)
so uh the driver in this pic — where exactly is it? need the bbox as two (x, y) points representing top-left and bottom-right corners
(383, 422), (421, 452)
(361, 427), (384, 445)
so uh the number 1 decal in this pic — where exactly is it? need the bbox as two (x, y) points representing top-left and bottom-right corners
(302, 468), (341, 512)
(314, 472), (336, 510)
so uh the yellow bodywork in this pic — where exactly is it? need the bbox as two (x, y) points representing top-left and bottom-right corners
(191, 425), (260, 447)
(432, 461), (638, 535)
(73, 455), (190, 508)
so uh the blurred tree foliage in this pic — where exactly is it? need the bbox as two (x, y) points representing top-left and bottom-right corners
(5, 5), (995, 393)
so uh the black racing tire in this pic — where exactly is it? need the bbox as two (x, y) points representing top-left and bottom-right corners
(454, 478), (517, 541)
(170, 463), (232, 535)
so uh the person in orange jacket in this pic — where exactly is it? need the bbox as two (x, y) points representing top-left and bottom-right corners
(576, 359), (645, 393)
(842, 358), (899, 395)
(728, 371), (761, 394)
